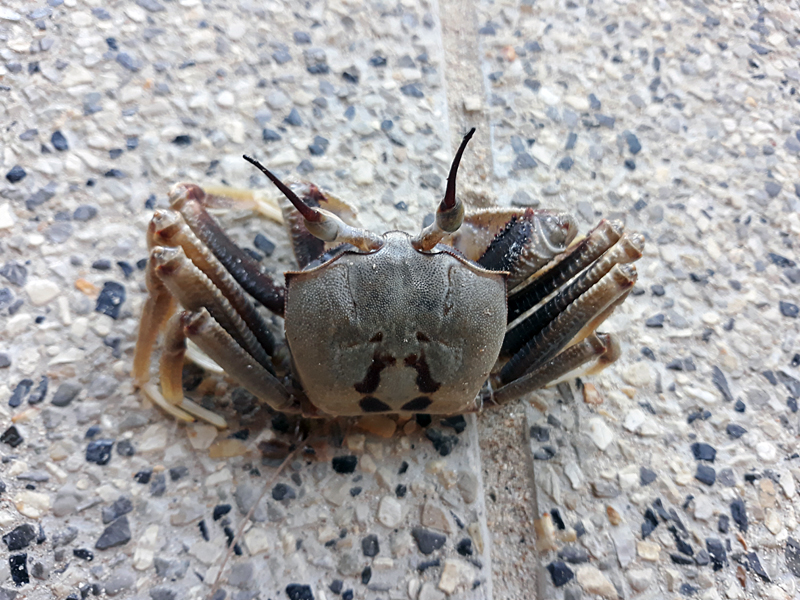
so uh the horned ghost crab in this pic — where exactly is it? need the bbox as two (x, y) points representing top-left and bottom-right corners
(132, 129), (644, 428)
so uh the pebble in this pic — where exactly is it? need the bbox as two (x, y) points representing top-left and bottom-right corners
(756, 441), (777, 461)
(52, 382), (81, 406)
(14, 490), (50, 518)
(411, 527), (446, 555)
(95, 281), (126, 319)
(2, 524), (37, 551)
(780, 301), (799, 318)
(377, 496), (402, 528)
(5, 166), (26, 183)
(695, 465), (716, 486)
(691, 442), (716, 462)
(332, 455), (357, 474)
(587, 418), (614, 450)
(24, 279), (60, 306)
(96, 516), (131, 549)
(51, 130), (68, 151)
(86, 440), (114, 465)
(576, 565), (617, 599)
(1, 425), (24, 448)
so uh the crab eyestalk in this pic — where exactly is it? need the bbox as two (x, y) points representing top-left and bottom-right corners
(412, 127), (475, 252)
(243, 155), (383, 252)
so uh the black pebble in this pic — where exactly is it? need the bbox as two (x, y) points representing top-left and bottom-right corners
(691, 442), (716, 462)
(695, 465), (716, 486)
(730, 498), (748, 532)
(332, 455), (358, 474)
(369, 56), (387, 67)
(253, 234), (276, 257)
(546, 561), (574, 587)
(272, 483), (296, 501)
(395, 484), (407, 498)
(150, 473), (166, 497)
(262, 128), (282, 142)
(624, 131), (642, 154)
(86, 439), (114, 465)
(694, 549), (710, 566)
(9, 378), (33, 407)
(780, 301), (799, 318)
(329, 579), (343, 594)
(10, 553), (29, 585)
(457, 538), (473, 556)
(711, 366), (734, 402)
(198, 520), (209, 541)
(411, 527), (446, 555)
(550, 508), (565, 530)
(557, 156), (574, 171)
(213, 504), (232, 521)
(284, 108), (303, 126)
(95, 516), (131, 550)
(51, 130), (69, 151)
(670, 553), (693, 565)
(360, 565), (372, 584)
(718, 515), (729, 533)
(530, 425), (550, 442)
(5, 166), (26, 183)
(134, 469), (152, 484)
(440, 415), (466, 434)
(85, 425), (101, 439)
(426, 428), (458, 456)
(342, 591), (353, 600)
(400, 84), (424, 98)
(73, 548), (94, 561)
(361, 534), (379, 557)
(172, 135), (192, 146)
(645, 313), (665, 327)
(748, 552), (771, 581)
(286, 584), (314, 600)
(651, 284), (665, 296)
(416, 414), (432, 427)
(271, 412), (290, 433)
(734, 399), (746, 413)
(726, 424), (747, 439)
(706, 538), (727, 570)
(642, 509), (658, 538)
(349, 487), (362, 497)
(95, 281), (126, 319)
(788, 397), (798, 413)
(116, 439), (135, 456)
(640, 467), (657, 486)
(398, 461), (409, 475)
(2, 524), (38, 551)
(102, 496), (133, 524)
(641, 347), (655, 360)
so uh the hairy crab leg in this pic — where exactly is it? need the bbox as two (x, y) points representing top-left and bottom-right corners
(499, 263), (638, 384)
(506, 219), (625, 321)
(150, 246), (274, 374)
(502, 232), (644, 357)
(150, 209), (276, 355)
(183, 309), (300, 413)
(491, 333), (619, 405)
(169, 183), (286, 316)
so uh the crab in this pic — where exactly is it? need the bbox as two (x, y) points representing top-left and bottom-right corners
(132, 129), (644, 428)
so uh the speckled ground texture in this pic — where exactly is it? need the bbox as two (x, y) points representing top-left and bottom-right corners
(2, 0), (800, 599)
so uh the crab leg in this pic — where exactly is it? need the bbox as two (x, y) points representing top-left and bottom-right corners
(183, 309), (299, 413)
(159, 312), (188, 405)
(502, 232), (644, 357)
(499, 263), (637, 385)
(132, 237), (177, 386)
(491, 333), (619, 405)
(150, 209), (276, 355)
(507, 219), (625, 321)
(169, 183), (286, 316)
(150, 245), (274, 374)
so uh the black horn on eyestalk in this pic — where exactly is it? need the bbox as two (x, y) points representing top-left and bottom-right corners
(411, 128), (475, 251)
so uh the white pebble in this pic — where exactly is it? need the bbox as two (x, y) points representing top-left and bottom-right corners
(756, 441), (777, 462)
(25, 279), (60, 306)
(623, 409), (646, 433)
(588, 417), (614, 451)
(216, 90), (235, 108)
(352, 160), (374, 186)
(377, 496), (402, 528)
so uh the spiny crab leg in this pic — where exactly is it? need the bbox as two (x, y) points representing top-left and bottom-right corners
(499, 263), (638, 384)
(503, 232), (644, 357)
(491, 333), (619, 405)
(169, 183), (286, 316)
(183, 309), (300, 414)
(150, 209), (276, 355)
(507, 219), (624, 321)
(149, 246), (274, 374)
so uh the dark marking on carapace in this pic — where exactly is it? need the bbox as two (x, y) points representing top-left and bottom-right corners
(401, 396), (432, 411)
(359, 396), (392, 413)
(416, 331), (430, 342)
(354, 352), (396, 394)
(369, 332), (384, 343)
(404, 352), (441, 394)
(477, 209), (533, 273)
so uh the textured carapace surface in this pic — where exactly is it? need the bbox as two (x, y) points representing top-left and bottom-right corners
(284, 231), (507, 416)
